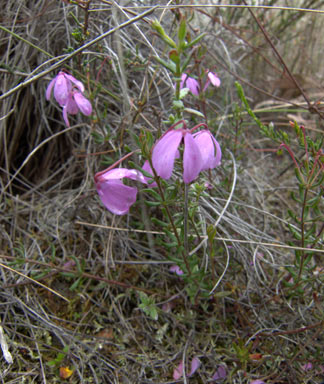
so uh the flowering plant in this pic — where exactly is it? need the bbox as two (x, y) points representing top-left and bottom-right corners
(46, 71), (92, 126)
(152, 121), (221, 184)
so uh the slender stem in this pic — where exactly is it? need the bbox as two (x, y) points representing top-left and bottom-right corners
(175, 61), (182, 120)
(184, 183), (189, 259)
(147, 157), (191, 275)
(94, 150), (139, 182)
(297, 187), (308, 281)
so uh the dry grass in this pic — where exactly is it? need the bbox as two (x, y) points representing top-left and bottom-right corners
(1, 1), (324, 383)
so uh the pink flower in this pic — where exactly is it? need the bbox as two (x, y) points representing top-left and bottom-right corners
(301, 362), (313, 371)
(95, 168), (147, 215)
(173, 357), (201, 380)
(203, 71), (221, 91)
(180, 74), (200, 96)
(46, 71), (92, 126)
(212, 365), (227, 382)
(62, 91), (92, 127)
(250, 380), (266, 384)
(193, 130), (222, 170)
(152, 129), (203, 184)
(169, 265), (184, 275)
(46, 71), (84, 106)
(151, 124), (221, 184)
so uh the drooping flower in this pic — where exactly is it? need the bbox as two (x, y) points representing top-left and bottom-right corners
(152, 122), (221, 184)
(46, 71), (92, 126)
(46, 71), (85, 106)
(193, 130), (222, 170)
(180, 73), (200, 96)
(62, 91), (92, 127)
(152, 128), (203, 184)
(95, 168), (147, 215)
(203, 71), (221, 91)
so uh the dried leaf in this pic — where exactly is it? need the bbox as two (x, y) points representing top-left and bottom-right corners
(59, 366), (73, 379)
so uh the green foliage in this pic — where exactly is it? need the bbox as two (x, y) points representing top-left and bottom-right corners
(138, 292), (158, 320)
(47, 346), (69, 367)
(235, 81), (290, 144)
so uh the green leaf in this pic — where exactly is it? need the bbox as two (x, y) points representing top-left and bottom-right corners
(178, 18), (187, 43)
(183, 108), (205, 117)
(235, 82), (266, 131)
(173, 100), (184, 109)
(142, 188), (162, 201)
(295, 168), (304, 184)
(305, 224), (316, 239)
(288, 224), (302, 240)
(185, 33), (206, 49)
(179, 88), (190, 99)
(145, 201), (163, 207)
(306, 195), (321, 207)
(213, 290), (232, 298)
(138, 292), (158, 320)
(169, 50), (180, 64)
(151, 20), (176, 48)
(153, 56), (176, 73)
(207, 225), (217, 242)
(151, 218), (169, 227)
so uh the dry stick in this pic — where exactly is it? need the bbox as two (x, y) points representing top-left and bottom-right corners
(0, 6), (158, 101)
(0, 255), (155, 295)
(258, 321), (323, 337)
(198, 8), (284, 78)
(241, 0), (324, 119)
(0, 262), (69, 302)
(208, 50), (305, 109)
(94, 4), (324, 14)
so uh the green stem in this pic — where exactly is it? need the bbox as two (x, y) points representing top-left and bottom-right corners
(147, 158), (191, 275)
(297, 187), (308, 281)
(184, 183), (189, 260)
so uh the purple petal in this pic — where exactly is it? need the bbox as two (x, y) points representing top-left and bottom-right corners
(180, 73), (187, 89)
(203, 79), (211, 92)
(152, 130), (183, 180)
(54, 73), (70, 106)
(208, 71), (221, 87)
(183, 132), (203, 183)
(301, 363), (313, 371)
(186, 76), (200, 96)
(173, 361), (183, 380)
(98, 168), (146, 184)
(62, 106), (70, 127)
(64, 73), (85, 93)
(169, 265), (184, 276)
(46, 77), (56, 100)
(96, 179), (138, 215)
(162, 301), (174, 313)
(65, 94), (79, 115)
(250, 381), (266, 384)
(73, 92), (92, 116)
(212, 365), (227, 381)
(193, 130), (221, 170)
(188, 357), (201, 377)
